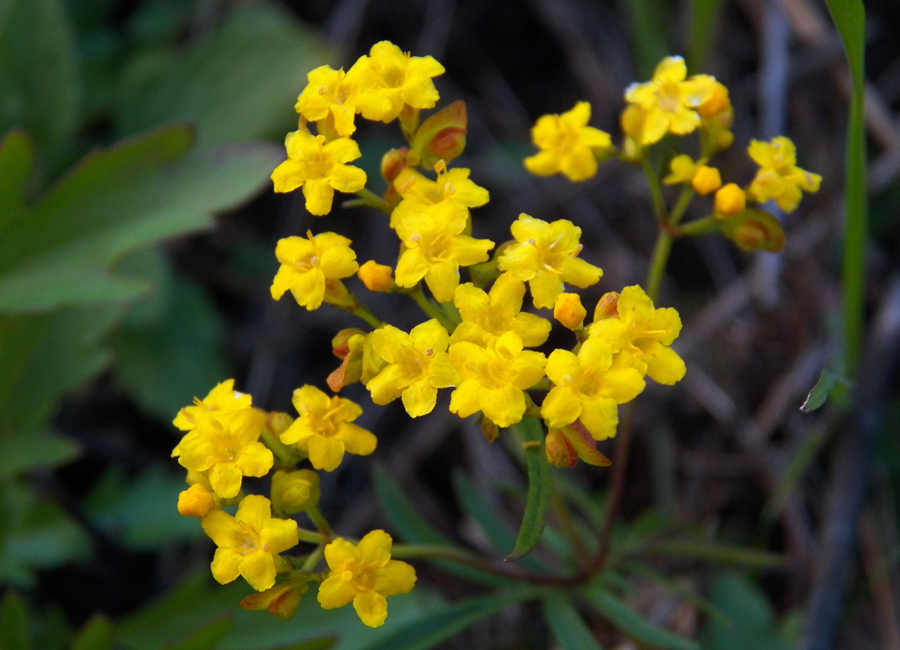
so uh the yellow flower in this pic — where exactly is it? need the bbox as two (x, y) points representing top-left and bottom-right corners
(524, 102), (612, 182)
(271, 129), (367, 215)
(173, 379), (251, 432)
(714, 183), (746, 217)
(271, 231), (359, 310)
(393, 204), (494, 303)
(541, 338), (645, 440)
(691, 165), (721, 195)
(172, 408), (273, 499)
(177, 482), (216, 518)
(366, 320), (459, 417)
(318, 530), (416, 628)
(279, 386), (377, 472)
(355, 41), (445, 123)
(624, 56), (716, 145)
(358, 260), (393, 292)
(390, 165), (489, 229)
(553, 293), (587, 330)
(588, 285), (685, 385)
(450, 273), (551, 347)
(295, 62), (366, 137)
(664, 154), (697, 184)
(747, 136), (821, 212)
(449, 332), (546, 427)
(201, 495), (298, 592)
(497, 214), (603, 309)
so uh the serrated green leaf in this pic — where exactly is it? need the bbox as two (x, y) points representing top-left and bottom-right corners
(71, 615), (113, 650)
(363, 590), (536, 650)
(506, 417), (552, 562)
(165, 616), (232, 650)
(800, 368), (841, 412)
(583, 586), (698, 650)
(371, 464), (507, 587)
(116, 3), (326, 147)
(0, 0), (81, 154)
(0, 591), (31, 650)
(0, 129), (32, 227)
(0, 125), (281, 312)
(451, 471), (544, 572)
(542, 591), (603, 650)
(700, 573), (794, 650)
(0, 431), (80, 478)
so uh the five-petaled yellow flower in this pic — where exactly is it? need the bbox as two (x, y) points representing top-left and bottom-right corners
(279, 385), (377, 472)
(589, 286), (686, 385)
(391, 165), (489, 229)
(393, 204), (494, 303)
(450, 273), (551, 347)
(172, 378), (252, 438)
(355, 41), (445, 123)
(202, 495), (298, 592)
(271, 129), (367, 216)
(498, 214), (603, 309)
(271, 231), (359, 310)
(541, 338), (645, 441)
(524, 102), (612, 182)
(295, 63), (366, 137)
(318, 530), (416, 628)
(747, 136), (821, 212)
(449, 331), (546, 428)
(173, 408), (273, 499)
(624, 56), (716, 145)
(366, 320), (459, 417)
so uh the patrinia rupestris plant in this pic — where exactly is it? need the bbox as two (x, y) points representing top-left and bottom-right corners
(170, 43), (819, 641)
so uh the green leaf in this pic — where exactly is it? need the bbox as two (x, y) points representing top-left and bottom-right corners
(0, 0), (81, 154)
(800, 368), (844, 412)
(362, 590), (536, 650)
(116, 2), (326, 147)
(623, 0), (671, 78)
(0, 591), (31, 650)
(0, 431), (80, 478)
(0, 125), (281, 312)
(451, 471), (544, 572)
(541, 591), (603, 650)
(506, 417), (552, 562)
(825, 0), (866, 375)
(687, 0), (722, 71)
(110, 248), (228, 422)
(646, 541), (785, 567)
(71, 616), (113, 650)
(700, 573), (794, 650)
(371, 463), (507, 586)
(165, 616), (232, 650)
(0, 129), (32, 227)
(583, 586), (698, 650)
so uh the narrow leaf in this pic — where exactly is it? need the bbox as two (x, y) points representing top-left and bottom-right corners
(0, 591), (31, 650)
(0, 129), (32, 228)
(583, 587), (698, 650)
(363, 590), (536, 650)
(647, 541), (786, 567)
(0, 431), (80, 478)
(799, 369), (840, 412)
(542, 591), (603, 650)
(506, 417), (552, 562)
(687, 0), (723, 71)
(71, 615), (113, 650)
(164, 616), (231, 650)
(269, 638), (336, 650)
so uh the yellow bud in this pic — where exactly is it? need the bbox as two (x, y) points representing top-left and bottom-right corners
(265, 411), (295, 438)
(381, 148), (409, 183)
(593, 291), (620, 321)
(323, 278), (355, 309)
(177, 483), (216, 518)
(691, 165), (722, 195)
(697, 82), (730, 118)
(620, 104), (645, 139)
(241, 579), (309, 620)
(358, 261), (393, 292)
(271, 469), (320, 514)
(721, 208), (786, 253)
(410, 100), (468, 169)
(545, 429), (576, 468)
(554, 293), (587, 330)
(716, 129), (734, 151)
(714, 183), (746, 218)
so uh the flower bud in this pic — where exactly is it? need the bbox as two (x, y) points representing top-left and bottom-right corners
(409, 101), (467, 169)
(178, 483), (216, 518)
(358, 261), (393, 292)
(241, 579), (309, 620)
(664, 155), (696, 185)
(714, 183), (746, 218)
(554, 293), (587, 330)
(265, 411), (295, 438)
(691, 165), (722, 195)
(721, 208), (785, 253)
(381, 148), (409, 183)
(271, 469), (320, 514)
(697, 82), (731, 118)
(545, 429), (577, 468)
(323, 278), (355, 309)
(328, 331), (366, 392)
(593, 291), (620, 321)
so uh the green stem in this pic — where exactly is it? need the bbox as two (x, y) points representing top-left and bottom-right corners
(669, 186), (695, 226)
(352, 188), (392, 215)
(641, 158), (667, 224)
(297, 528), (327, 544)
(674, 215), (721, 238)
(261, 430), (297, 469)
(300, 545), (325, 572)
(307, 505), (333, 540)
(406, 285), (456, 331)
(645, 229), (673, 302)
